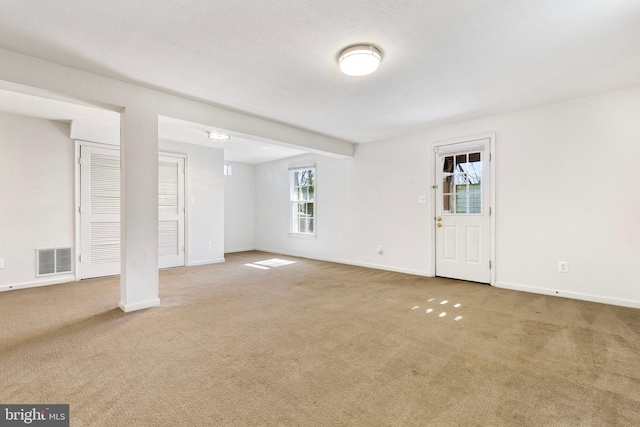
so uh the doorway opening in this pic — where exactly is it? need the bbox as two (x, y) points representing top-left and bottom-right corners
(432, 134), (495, 285)
(77, 142), (187, 279)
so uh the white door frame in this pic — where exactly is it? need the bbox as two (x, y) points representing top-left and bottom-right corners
(74, 140), (121, 280)
(430, 133), (496, 285)
(74, 141), (189, 280)
(158, 151), (188, 269)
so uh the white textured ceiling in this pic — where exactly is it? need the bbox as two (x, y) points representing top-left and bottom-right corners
(158, 116), (307, 164)
(1, 0), (639, 143)
(0, 86), (304, 164)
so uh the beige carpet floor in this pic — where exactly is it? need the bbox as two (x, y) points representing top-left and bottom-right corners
(1, 251), (639, 426)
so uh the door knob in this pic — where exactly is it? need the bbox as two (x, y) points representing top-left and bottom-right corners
(436, 216), (442, 221)
(437, 223), (442, 227)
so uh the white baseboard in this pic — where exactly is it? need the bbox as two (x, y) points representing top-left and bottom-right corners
(118, 298), (161, 313)
(0, 275), (76, 293)
(495, 281), (640, 309)
(187, 258), (225, 267)
(224, 247), (257, 254)
(255, 247), (433, 277)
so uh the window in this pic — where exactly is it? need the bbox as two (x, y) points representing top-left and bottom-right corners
(442, 151), (482, 214)
(290, 167), (315, 235)
(224, 162), (232, 176)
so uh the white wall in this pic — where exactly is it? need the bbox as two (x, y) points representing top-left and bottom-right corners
(1, 48), (638, 309)
(224, 162), (256, 253)
(0, 132), (223, 291)
(0, 48), (354, 311)
(255, 151), (430, 275)
(256, 86), (640, 308)
(159, 140), (225, 265)
(0, 112), (75, 289)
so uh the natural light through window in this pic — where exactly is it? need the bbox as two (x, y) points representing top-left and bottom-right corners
(411, 297), (465, 322)
(290, 167), (315, 235)
(244, 258), (296, 270)
(245, 263), (270, 270)
(442, 152), (482, 215)
(255, 259), (296, 268)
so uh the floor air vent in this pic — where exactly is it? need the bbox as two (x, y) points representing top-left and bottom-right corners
(36, 248), (72, 276)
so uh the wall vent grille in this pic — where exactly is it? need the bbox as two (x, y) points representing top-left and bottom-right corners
(36, 248), (72, 277)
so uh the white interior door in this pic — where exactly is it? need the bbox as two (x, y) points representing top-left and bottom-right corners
(158, 155), (185, 269)
(79, 147), (186, 278)
(435, 139), (491, 283)
(80, 145), (121, 279)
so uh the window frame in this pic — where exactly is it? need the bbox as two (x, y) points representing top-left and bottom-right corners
(289, 166), (316, 236)
(440, 149), (483, 216)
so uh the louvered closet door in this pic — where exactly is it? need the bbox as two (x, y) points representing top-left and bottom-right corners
(80, 145), (121, 279)
(158, 155), (185, 268)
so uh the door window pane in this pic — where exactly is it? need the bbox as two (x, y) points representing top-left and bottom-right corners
(442, 194), (453, 213)
(455, 173), (470, 185)
(442, 175), (454, 194)
(443, 156), (454, 173)
(441, 150), (483, 215)
(456, 189), (468, 214)
(469, 187), (481, 214)
(467, 152), (482, 186)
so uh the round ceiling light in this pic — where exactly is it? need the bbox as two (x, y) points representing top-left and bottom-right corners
(208, 132), (231, 141)
(338, 45), (382, 76)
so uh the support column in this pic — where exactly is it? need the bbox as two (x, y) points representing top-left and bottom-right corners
(119, 106), (160, 312)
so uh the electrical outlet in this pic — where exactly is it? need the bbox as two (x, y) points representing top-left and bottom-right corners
(378, 245), (383, 255)
(558, 261), (568, 273)
(0, 259), (4, 269)
(206, 242), (212, 250)
(418, 195), (426, 204)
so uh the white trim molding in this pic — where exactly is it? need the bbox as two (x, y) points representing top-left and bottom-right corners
(0, 275), (76, 293)
(224, 247), (257, 254)
(118, 298), (161, 313)
(495, 281), (640, 309)
(187, 258), (225, 267)
(256, 247), (433, 277)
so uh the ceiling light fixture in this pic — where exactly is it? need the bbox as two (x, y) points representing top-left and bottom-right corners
(208, 132), (230, 141)
(338, 45), (382, 76)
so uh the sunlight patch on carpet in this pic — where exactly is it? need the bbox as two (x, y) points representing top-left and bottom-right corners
(244, 259), (296, 270)
(245, 263), (270, 270)
(254, 258), (296, 268)
(412, 298), (464, 321)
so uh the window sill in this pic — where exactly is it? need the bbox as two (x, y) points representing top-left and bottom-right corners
(288, 233), (317, 240)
